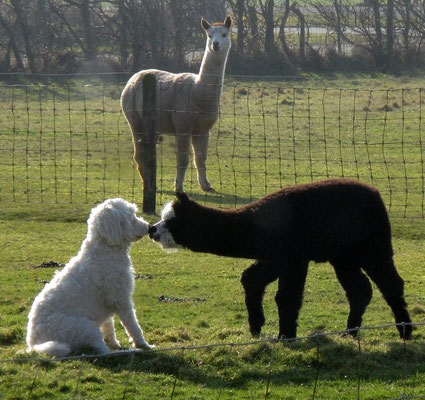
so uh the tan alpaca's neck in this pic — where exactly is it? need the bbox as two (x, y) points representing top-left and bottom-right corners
(197, 45), (229, 87)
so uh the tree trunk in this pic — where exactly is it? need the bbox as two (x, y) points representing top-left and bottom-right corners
(291, 3), (306, 62)
(79, 0), (96, 62)
(247, 4), (260, 55)
(0, 15), (24, 71)
(10, 0), (37, 72)
(386, 0), (394, 67)
(117, 0), (129, 70)
(236, 0), (245, 57)
(333, 0), (342, 54)
(261, 0), (276, 55)
(279, 0), (294, 59)
(169, 0), (184, 67)
(371, 0), (384, 65)
(403, 0), (411, 62)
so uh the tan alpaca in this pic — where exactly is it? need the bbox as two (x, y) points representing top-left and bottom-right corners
(121, 16), (232, 193)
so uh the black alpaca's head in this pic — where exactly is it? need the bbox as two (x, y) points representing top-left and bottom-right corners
(149, 192), (193, 250)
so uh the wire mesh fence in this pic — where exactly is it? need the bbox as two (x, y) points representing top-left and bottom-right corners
(1, 323), (425, 400)
(0, 80), (424, 218)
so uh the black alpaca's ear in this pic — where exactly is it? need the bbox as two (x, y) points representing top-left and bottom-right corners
(201, 18), (211, 31)
(224, 15), (232, 29)
(176, 191), (189, 203)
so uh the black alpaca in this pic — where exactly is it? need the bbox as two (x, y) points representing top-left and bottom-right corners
(149, 178), (412, 339)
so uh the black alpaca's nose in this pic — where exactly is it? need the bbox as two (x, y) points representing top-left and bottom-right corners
(148, 225), (157, 239)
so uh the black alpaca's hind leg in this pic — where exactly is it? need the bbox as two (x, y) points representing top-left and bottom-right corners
(364, 258), (412, 339)
(275, 261), (309, 339)
(333, 263), (373, 337)
(241, 260), (279, 337)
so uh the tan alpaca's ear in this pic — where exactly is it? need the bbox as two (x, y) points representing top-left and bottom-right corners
(201, 18), (211, 31)
(224, 15), (232, 29)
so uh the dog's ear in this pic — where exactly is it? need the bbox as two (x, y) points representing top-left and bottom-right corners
(96, 206), (124, 246)
(175, 191), (189, 204)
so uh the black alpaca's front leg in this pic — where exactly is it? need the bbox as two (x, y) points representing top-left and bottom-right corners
(240, 260), (279, 337)
(275, 261), (309, 339)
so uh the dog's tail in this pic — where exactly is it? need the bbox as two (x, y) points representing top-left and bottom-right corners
(30, 341), (71, 358)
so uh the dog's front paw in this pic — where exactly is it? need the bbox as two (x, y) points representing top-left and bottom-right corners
(134, 341), (155, 350)
(108, 340), (121, 350)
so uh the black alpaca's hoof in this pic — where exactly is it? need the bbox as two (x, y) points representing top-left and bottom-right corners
(248, 315), (265, 339)
(250, 330), (261, 339)
(398, 323), (413, 340)
(278, 328), (297, 341)
(277, 334), (296, 342)
(250, 328), (261, 338)
(342, 327), (360, 338)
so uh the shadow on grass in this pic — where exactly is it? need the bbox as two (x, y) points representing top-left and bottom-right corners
(75, 336), (425, 391)
(158, 189), (255, 208)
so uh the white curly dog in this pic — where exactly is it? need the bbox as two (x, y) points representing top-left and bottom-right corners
(26, 198), (154, 357)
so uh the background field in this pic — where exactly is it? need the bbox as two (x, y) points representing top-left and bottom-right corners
(1, 73), (425, 399)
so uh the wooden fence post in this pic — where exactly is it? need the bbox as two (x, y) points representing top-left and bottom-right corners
(141, 73), (157, 214)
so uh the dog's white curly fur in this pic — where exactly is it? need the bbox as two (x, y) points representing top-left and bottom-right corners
(26, 198), (154, 357)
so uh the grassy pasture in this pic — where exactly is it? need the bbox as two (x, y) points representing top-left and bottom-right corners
(1, 73), (425, 399)
(1, 73), (424, 216)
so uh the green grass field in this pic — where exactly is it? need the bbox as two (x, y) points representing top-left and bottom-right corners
(1, 73), (425, 399)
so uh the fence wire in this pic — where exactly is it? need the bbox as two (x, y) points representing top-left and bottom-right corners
(1, 323), (425, 399)
(0, 81), (424, 217)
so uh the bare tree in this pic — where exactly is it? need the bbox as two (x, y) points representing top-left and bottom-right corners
(260, 0), (276, 55)
(290, 2), (307, 61)
(10, 0), (37, 72)
(47, 0), (97, 63)
(247, 1), (260, 55)
(0, 2), (24, 71)
(386, 0), (394, 62)
(278, 0), (295, 60)
(228, 0), (245, 56)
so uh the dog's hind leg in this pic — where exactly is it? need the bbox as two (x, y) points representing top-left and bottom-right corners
(241, 260), (280, 337)
(101, 317), (121, 349)
(68, 316), (110, 355)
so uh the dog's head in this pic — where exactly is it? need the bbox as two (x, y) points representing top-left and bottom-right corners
(148, 192), (193, 250)
(88, 198), (149, 246)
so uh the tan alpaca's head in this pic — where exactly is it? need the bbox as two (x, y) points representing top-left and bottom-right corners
(201, 16), (232, 54)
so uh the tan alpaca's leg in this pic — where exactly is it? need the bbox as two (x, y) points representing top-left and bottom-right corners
(132, 135), (145, 182)
(175, 132), (191, 192)
(192, 131), (213, 192)
(123, 110), (147, 186)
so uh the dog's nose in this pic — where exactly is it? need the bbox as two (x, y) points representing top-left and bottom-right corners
(148, 225), (157, 239)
